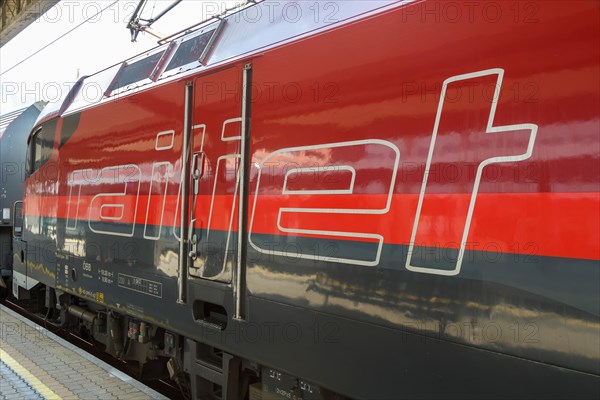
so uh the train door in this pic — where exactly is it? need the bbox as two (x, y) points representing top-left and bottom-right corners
(187, 64), (251, 318)
(10, 201), (33, 298)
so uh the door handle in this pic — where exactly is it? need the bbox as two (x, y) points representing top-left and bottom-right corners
(188, 219), (198, 260)
(191, 152), (206, 195)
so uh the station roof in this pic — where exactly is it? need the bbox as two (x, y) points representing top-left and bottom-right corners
(0, 0), (59, 47)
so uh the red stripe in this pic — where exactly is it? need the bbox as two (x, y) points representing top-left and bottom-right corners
(24, 192), (600, 261)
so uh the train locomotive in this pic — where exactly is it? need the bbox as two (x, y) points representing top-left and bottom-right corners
(0, 101), (45, 298)
(6, 1), (600, 399)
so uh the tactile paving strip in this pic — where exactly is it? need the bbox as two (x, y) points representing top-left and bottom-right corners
(0, 305), (168, 400)
(1, 359), (45, 400)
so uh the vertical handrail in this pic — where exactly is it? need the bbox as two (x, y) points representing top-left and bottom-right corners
(178, 82), (194, 304)
(234, 63), (252, 320)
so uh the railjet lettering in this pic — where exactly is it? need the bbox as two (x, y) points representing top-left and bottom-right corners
(65, 69), (537, 276)
(406, 69), (537, 276)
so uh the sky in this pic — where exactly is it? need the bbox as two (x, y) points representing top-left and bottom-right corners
(0, 0), (239, 114)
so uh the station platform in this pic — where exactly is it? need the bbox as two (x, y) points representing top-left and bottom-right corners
(0, 304), (168, 400)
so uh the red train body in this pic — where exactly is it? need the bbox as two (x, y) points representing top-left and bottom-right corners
(11, 1), (599, 398)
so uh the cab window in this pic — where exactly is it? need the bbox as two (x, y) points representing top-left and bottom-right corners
(28, 125), (54, 175)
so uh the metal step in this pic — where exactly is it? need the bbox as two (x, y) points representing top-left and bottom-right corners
(184, 338), (241, 400)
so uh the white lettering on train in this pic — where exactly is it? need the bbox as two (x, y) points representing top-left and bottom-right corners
(63, 69), (537, 274)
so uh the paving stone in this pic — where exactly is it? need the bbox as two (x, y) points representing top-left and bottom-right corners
(1, 305), (167, 400)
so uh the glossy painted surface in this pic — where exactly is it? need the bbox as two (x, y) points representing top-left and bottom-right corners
(20, 1), (600, 397)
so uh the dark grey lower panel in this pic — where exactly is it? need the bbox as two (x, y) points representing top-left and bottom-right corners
(17, 217), (600, 397)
